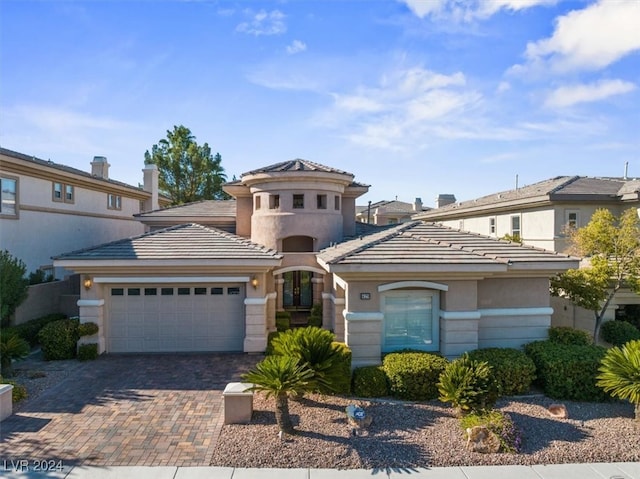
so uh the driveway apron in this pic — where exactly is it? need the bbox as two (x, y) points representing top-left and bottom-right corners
(0, 354), (260, 467)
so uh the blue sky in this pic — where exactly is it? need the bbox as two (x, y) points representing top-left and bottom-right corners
(2, 0), (639, 206)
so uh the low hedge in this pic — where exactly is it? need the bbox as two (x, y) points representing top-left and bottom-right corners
(352, 365), (389, 398)
(467, 348), (536, 396)
(275, 311), (291, 331)
(524, 340), (608, 401)
(548, 326), (592, 346)
(601, 320), (640, 346)
(38, 318), (80, 360)
(78, 343), (99, 361)
(7, 313), (67, 347)
(383, 351), (448, 400)
(331, 341), (352, 395)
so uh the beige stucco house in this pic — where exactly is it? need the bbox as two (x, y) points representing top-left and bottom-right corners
(0, 147), (168, 279)
(54, 160), (578, 366)
(414, 175), (640, 332)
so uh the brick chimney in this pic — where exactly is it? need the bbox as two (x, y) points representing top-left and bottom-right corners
(436, 194), (456, 208)
(91, 156), (110, 179)
(142, 163), (159, 212)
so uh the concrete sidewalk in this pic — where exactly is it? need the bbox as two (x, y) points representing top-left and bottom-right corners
(3, 463), (639, 479)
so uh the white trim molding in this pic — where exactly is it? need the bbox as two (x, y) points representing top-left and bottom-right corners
(245, 297), (268, 306)
(333, 275), (347, 291)
(272, 266), (326, 276)
(322, 292), (345, 305)
(77, 299), (105, 307)
(343, 311), (384, 321)
(311, 277), (324, 284)
(440, 310), (482, 320)
(94, 276), (250, 284)
(378, 281), (449, 293)
(479, 307), (554, 317)
(266, 292), (277, 300)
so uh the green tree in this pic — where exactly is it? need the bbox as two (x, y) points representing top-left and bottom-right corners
(144, 125), (227, 205)
(0, 250), (29, 327)
(550, 208), (640, 341)
(597, 340), (640, 420)
(242, 355), (314, 434)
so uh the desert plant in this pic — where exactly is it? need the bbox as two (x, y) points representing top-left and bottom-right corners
(77, 322), (99, 337)
(438, 354), (498, 414)
(0, 377), (28, 403)
(0, 332), (30, 377)
(271, 327), (350, 394)
(0, 250), (29, 327)
(383, 351), (449, 400)
(78, 343), (99, 361)
(38, 318), (80, 360)
(352, 365), (389, 397)
(460, 409), (522, 453)
(467, 348), (536, 396)
(548, 326), (592, 346)
(601, 320), (640, 346)
(597, 339), (640, 420)
(242, 355), (314, 434)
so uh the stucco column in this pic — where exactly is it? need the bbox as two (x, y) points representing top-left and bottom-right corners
(439, 311), (481, 358)
(343, 311), (384, 368)
(77, 299), (106, 354)
(275, 277), (284, 312)
(244, 297), (269, 352)
(266, 292), (277, 332)
(312, 276), (324, 307)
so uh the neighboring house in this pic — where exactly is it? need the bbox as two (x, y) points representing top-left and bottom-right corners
(0, 147), (168, 279)
(54, 159), (577, 366)
(356, 198), (429, 225)
(414, 175), (640, 331)
(136, 200), (237, 233)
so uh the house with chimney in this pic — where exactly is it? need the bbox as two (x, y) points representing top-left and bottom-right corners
(53, 159), (578, 365)
(0, 147), (168, 280)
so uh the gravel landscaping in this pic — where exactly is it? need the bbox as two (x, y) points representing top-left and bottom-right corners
(210, 392), (640, 469)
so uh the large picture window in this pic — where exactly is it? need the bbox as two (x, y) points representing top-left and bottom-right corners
(382, 290), (439, 352)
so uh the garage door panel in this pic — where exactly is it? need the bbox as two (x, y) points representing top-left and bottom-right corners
(108, 283), (245, 353)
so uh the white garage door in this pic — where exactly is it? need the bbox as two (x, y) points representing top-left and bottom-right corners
(107, 284), (245, 353)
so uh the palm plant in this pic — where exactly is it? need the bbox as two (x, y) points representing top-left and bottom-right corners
(0, 332), (30, 377)
(597, 339), (640, 420)
(438, 354), (498, 415)
(242, 355), (314, 434)
(271, 326), (349, 394)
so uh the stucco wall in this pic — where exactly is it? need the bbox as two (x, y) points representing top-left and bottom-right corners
(477, 277), (549, 309)
(13, 277), (79, 324)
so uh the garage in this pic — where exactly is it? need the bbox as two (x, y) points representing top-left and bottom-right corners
(107, 283), (245, 353)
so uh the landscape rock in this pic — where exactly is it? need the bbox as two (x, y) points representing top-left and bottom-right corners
(548, 404), (568, 419)
(466, 426), (501, 453)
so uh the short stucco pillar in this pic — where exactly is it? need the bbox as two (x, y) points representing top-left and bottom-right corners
(77, 299), (106, 354)
(275, 278), (285, 312)
(0, 384), (13, 421)
(244, 297), (269, 352)
(332, 297), (346, 341)
(343, 311), (384, 368)
(439, 311), (481, 358)
(312, 276), (324, 307)
(265, 292), (277, 332)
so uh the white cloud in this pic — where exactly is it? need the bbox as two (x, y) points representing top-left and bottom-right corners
(496, 81), (511, 93)
(399, 0), (556, 21)
(544, 79), (636, 108)
(236, 9), (286, 36)
(518, 1), (640, 73)
(286, 40), (307, 55)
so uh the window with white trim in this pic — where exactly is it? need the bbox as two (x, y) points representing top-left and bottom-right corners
(108, 194), (122, 210)
(510, 215), (521, 239)
(565, 210), (580, 230)
(382, 290), (439, 352)
(53, 181), (74, 203)
(0, 176), (18, 217)
(489, 217), (496, 235)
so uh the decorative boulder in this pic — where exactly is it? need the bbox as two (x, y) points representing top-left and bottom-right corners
(466, 426), (501, 453)
(548, 404), (568, 419)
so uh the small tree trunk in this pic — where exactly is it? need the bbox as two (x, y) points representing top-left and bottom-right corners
(635, 402), (640, 421)
(275, 392), (295, 434)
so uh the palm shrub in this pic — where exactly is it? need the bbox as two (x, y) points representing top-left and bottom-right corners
(597, 339), (640, 420)
(242, 355), (314, 433)
(0, 332), (30, 377)
(271, 326), (350, 394)
(438, 354), (498, 415)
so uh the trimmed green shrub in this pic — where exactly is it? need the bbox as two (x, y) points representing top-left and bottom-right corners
(467, 348), (536, 396)
(38, 318), (80, 360)
(308, 303), (322, 328)
(438, 354), (498, 414)
(601, 320), (640, 346)
(77, 322), (99, 337)
(597, 339), (640, 420)
(9, 313), (67, 347)
(524, 340), (608, 401)
(271, 327), (351, 394)
(0, 250), (29, 327)
(548, 326), (592, 346)
(275, 311), (291, 331)
(352, 366), (389, 397)
(383, 351), (449, 400)
(460, 410), (522, 453)
(78, 343), (99, 361)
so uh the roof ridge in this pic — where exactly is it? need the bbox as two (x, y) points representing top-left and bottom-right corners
(547, 175), (582, 195)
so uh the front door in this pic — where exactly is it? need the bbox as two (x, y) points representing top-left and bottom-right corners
(283, 271), (313, 310)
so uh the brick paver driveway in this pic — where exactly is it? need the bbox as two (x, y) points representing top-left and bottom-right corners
(0, 354), (260, 467)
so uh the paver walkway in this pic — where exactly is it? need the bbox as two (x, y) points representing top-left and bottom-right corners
(0, 354), (260, 467)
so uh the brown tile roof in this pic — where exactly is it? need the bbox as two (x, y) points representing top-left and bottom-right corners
(318, 221), (575, 267)
(242, 159), (353, 177)
(55, 223), (282, 261)
(135, 200), (236, 218)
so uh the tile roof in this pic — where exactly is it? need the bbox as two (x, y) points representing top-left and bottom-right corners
(135, 200), (236, 218)
(0, 147), (145, 193)
(318, 221), (575, 266)
(242, 159), (353, 177)
(55, 223), (282, 261)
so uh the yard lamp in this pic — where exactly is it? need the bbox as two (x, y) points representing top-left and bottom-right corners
(83, 276), (93, 290)
(251, 276), (259, 289)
